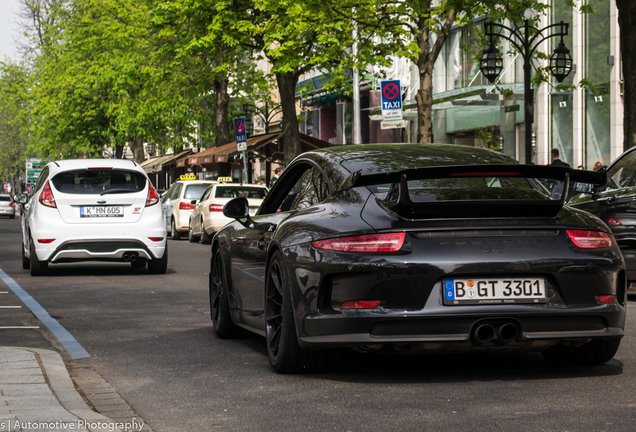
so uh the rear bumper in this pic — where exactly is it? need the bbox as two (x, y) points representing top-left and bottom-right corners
(0, 207), (15, 216)
(30, 210), (166, 262)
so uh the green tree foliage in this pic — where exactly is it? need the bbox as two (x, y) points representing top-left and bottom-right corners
(0, 63), (30, 191)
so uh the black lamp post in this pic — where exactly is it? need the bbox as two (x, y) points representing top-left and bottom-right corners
(480, 20), (571, 164)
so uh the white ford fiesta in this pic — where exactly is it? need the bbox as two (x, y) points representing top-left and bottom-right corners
(16, 159), (167, 276)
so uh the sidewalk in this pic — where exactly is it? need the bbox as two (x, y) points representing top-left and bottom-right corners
(0, 347), (144, 432)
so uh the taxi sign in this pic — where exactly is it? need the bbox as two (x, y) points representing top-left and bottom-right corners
(180, 174), (197, 180)
(380, 80), (403, 121)
(217, 177), (233, 183)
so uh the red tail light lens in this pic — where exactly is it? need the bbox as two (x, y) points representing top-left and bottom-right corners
(566, 230), (616, 248)
(37, 239), (55, 244)
(9, 202), (14, 207)
(606, 217), (622, 226)
(179, 201), (196, 210)
(39, 181), (57, 208)
(146, 183), (160, 207)
(148, 237), (164, 242)
(340, 300), (381, 309)
(209, 204), (224, 212)
(598, 295), (617, 304)
(312, 232), (406, 253)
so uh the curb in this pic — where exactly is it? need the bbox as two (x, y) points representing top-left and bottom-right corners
(1, 347), (144, 432)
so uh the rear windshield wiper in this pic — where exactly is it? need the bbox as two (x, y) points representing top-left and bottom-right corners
(101, 189), (136, 195)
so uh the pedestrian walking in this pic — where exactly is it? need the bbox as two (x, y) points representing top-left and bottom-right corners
(270, 168), (282, 188)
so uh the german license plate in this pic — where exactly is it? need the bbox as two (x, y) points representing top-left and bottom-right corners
(443, 278), (547, 305)
(80, 206), (124, 218)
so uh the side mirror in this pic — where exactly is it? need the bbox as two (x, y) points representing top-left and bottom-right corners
(223, 197), (249, 219)
(14, 194), (28, 204)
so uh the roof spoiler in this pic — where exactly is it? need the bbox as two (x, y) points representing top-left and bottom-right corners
(338, 164), (607, 219)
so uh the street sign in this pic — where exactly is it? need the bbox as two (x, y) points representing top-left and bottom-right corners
(234, 117), (247, 151)
(381, 120), (407, 130)
(380, 80), (403, 121)
(25, 158), (46, 184)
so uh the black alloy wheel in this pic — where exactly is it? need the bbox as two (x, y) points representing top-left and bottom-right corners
(209, 246), (237, 338)
(171, 218), (181, 240)
(29, 238), (48, 276)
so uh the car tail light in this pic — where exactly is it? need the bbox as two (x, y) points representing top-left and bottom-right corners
(148, 237), (164, 242)
(340, 300), (381, 309)
(209, 204), (224, 212)
(598, 295), (617, 304)
(312, 232), (406, 253)
(566, 230), (616, 248)
(37, 239), (55, 244)
(146, 183), (160, 207)
(179, 201), (196, 210)
(606, 217), (622, 226)
(39, 181), (57, 208)
(9, 202), (14, 207)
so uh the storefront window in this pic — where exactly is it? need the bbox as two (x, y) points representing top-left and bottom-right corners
(585, 0), (611, 168)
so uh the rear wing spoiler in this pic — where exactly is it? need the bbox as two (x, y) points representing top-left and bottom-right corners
(338, 164), (606, 219)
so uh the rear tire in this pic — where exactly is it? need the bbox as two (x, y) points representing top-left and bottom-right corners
(148, 245), (168, 274)
(209, 245), (238, 338)
(21, 242), (29, 269)
(29, 238), (48, 276)
(542, 339), (621, 366)
(265, 251), (336, 373)
(171, 218), (181, 240)
(201, 221), (212, 245)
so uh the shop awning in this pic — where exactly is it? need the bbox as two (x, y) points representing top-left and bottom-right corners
(143, 150), (192, 174)
(182, 133), (331, 166)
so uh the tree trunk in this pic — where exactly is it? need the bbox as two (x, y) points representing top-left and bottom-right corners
(415, 23), (433, 143)
(130, 136), (145, 163)
(115, 143), (124, 159)
(275, 71), (301, 164)
(214, 78), (231, 147)
(617, 0), (636, 150)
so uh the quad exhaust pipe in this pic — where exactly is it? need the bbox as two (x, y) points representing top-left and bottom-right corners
(471, 322), (519, 346)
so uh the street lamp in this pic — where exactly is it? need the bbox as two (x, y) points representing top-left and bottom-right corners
(480, 20), (571, 164)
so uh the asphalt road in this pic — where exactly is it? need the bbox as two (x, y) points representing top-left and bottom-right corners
(1, 215), (636, 431)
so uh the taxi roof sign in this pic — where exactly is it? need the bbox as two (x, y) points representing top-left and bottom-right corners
(180, 174), (197, 180)
(217, 176), (233, 183)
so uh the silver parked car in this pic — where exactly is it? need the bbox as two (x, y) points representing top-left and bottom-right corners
(0, 194), (16, 219)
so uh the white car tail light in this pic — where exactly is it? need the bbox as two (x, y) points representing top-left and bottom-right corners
(39, 181), (57, 208)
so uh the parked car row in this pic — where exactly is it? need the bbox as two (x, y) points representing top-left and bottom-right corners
(161, 177), (268, 245)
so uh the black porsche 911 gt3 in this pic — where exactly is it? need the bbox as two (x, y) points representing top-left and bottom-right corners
(209, 144), (626, 373)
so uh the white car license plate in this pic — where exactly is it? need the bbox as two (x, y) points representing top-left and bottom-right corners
(443, 278), (547, 305)
(80, 206), (124, 218)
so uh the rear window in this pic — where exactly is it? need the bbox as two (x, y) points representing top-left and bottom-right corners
(215, 186), (267, 199)
(184, 184), (212, 200)
(0, 196), (11, 202)
(51, 169), (147, 195)
(369, 177), (549, 201)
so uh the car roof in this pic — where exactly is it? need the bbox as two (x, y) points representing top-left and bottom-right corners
(176, 180), (217, 185)
(312, 143), (516, 175)
(214, 183), (267, 188)
(47, 159), (145, 175)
